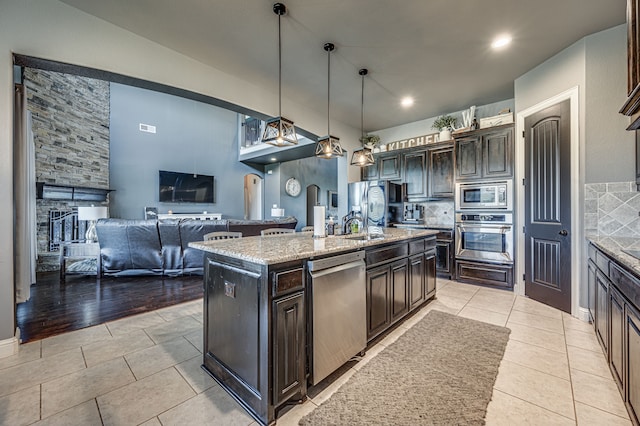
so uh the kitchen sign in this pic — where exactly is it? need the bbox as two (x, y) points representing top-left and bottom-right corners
(373, 131), (441, 153)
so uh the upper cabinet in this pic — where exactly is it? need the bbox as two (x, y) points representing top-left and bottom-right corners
(455, 124), (513, 182)
(362, 152), (401, 181)
(621, 0), (640, 129)
(403, 149), (427, 199)
(429, 144), (455, 197)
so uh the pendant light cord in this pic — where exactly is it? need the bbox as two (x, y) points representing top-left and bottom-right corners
(327, 47), (331, 136)
(361, 72), (364, 144)
(278, 12), (282, 117)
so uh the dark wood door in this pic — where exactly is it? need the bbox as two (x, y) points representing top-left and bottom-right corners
(455, 137), (481, 180)
(524, 99), (572, 313)
(429, 144), (454, 197)
(273, 291), (305, 406)
(390, 259), (409, 322)
(366, 264), (390, 339)
(610, 286), (625, 394)
(626, 303), (640, 425)
(403, 150), (427, 199)
(408, 254), (425, 310)
(595, 270), (609, 355)
(483, 129), (513, 178)
(379, 153), (401, 180)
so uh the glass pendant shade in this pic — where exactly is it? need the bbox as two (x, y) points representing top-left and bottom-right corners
(262, 116), (298, 146)
(261, 3), (298, 147)
(350, 147), (375, 166)
(316, 42), (343, 159)
(315, 135), (343, 158)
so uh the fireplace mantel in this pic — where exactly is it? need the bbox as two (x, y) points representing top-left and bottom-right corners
(36, 182), (113, 202)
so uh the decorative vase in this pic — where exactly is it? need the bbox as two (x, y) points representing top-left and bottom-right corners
(439, 129), (451, 141)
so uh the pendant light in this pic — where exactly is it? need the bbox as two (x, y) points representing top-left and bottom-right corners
(315, 43), (343, 159)
(350, 68), (375, 166)
(261, 3), (298, 147)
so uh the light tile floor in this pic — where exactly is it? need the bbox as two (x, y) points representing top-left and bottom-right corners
(0, 280), (632, 425)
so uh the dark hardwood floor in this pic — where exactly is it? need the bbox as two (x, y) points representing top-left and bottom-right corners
(16, 272), (204, 343)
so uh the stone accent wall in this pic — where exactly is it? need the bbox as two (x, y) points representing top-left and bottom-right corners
(584, 181), (640, 237)
(24, 69), (110, 271)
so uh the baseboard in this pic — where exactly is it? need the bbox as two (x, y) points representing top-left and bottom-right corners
(577, 307), (591, 323)
(0, 329), (19, 359)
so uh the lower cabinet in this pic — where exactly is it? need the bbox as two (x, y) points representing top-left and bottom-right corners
(273, 291), (305, 407)
(610, 285), (625, 394)
(595, 270), (609, 355)
(589, 243), (640, 425)
(390, 259), (409, 322)
(366, 237), (436, 341)
(456, 259), (513, 289)
(627, 305), (640, 424)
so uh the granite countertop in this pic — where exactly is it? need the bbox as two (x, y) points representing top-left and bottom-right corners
(588, 236), (640, 277)
(392, 222), (454, 230)
(189, 227), (439, 265)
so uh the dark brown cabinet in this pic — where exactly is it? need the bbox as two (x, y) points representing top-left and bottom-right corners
(621, 0), (640, 130)
(362, 152), (401, 181)
(455, 125), (514, 181)
(429, 145), (455, 197)
(403, 150), (428, 199)
(409, 253), (425, 310)
(273, 291), (305, 406)
(627, 304), (640, 424)
(362, 161), (379, 180)
(610, 285), (625, 394)
(365, 237), (436, 341)
(589, 243), (640, 425)
(390, 259), (409, 322)
(595, 270), (610, 354)
(366, 264), (391, 340)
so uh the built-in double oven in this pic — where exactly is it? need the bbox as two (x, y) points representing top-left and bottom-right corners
(455, 180), (514, 265)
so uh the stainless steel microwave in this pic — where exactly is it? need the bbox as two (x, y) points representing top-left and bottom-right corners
(456, 181), (512, 210)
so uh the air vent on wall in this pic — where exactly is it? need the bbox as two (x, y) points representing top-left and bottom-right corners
(139, 123), (156, 133)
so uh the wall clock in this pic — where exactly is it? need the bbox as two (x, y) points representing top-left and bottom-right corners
(285, 177), (301, 197)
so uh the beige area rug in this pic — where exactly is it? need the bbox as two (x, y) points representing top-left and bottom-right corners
(299, 310), (510, 426)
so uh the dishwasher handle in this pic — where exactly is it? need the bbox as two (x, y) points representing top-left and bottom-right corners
(308, 260), (365, 279)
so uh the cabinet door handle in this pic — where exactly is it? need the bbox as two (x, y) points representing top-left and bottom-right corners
(559, 230), (568, 236)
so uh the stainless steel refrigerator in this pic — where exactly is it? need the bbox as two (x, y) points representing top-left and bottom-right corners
(347, 181), (402, 227)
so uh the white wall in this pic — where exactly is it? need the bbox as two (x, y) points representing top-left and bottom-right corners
(0, 0), (359, 341)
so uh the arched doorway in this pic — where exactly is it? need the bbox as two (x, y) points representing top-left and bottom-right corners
(244, 174), (263, 220)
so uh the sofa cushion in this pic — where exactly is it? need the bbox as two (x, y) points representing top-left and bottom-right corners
(96, 219), (163, 276)
(228, 216), (297, 236)
(179, 219), (229, 271)
(158, 219), (183, 275)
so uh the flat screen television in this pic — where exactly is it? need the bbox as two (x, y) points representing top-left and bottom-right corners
(159, 170), (214, 203)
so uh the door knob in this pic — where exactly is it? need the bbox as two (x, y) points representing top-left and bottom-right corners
(558, 230), (568, 236)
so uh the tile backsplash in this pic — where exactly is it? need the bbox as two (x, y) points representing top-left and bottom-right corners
(418, 200), (455, 228)
(584, 182), (640, 237)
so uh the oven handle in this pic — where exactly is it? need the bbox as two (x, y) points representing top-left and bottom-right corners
(455, 223), (513, 233)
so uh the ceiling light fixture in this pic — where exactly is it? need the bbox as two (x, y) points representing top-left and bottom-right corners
(315, 42), (343, 159)
(350, 68), (375, 167)
(491, 35), (512, 50)
(261, 3), (298, 147)
(401, 97), (414, 108)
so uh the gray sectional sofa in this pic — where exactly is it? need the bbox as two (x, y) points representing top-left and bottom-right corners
(95, 217), (297, 276)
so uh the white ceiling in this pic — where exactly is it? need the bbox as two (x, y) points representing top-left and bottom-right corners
(60, 0), (625, 133)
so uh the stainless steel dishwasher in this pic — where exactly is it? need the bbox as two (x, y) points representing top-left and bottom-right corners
(308, 250), (367, 385)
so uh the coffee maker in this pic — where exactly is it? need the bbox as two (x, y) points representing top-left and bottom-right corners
(403, 202), (423, 222)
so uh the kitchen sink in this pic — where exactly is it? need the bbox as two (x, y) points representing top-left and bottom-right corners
(344, 234), (385, 241)
(623, 249), (640, 260)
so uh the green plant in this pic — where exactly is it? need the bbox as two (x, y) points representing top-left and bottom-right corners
(359, 134), (380, 147)
(431, 115), (457, 131)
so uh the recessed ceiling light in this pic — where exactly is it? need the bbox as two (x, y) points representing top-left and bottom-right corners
(270, 157), (277, 162)
(491, 35), (512, 50)
(401, 97), (414, 108)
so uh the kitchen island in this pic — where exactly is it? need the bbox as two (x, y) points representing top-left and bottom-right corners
(190, 228), (438, 425)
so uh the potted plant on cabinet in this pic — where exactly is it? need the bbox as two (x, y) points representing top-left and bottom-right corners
(359, 134), (380, 149)
(432, 115), (456, 141)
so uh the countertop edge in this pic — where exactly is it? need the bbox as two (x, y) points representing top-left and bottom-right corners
(587, 236), (640, 278)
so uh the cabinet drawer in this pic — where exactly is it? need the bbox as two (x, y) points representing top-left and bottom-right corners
(409, 239), (425, 255)
(272, 268), (304, 297)
(425, 237), (436, 251)
(609, 263), (640, 311)
(595, 250), (610, 275)
(366, 243), (408, 267)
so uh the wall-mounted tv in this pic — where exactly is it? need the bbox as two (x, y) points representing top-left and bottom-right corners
(159, 170), (214, 203)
